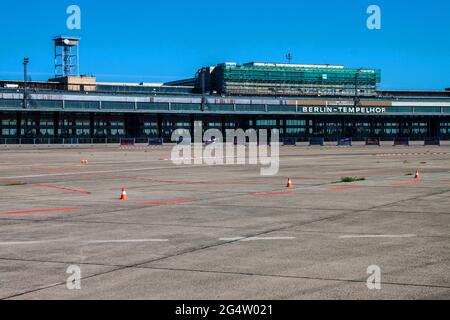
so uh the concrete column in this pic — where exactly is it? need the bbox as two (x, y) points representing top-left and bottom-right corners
(16, 111), (21, 139)
(157, 114), (163, 139)
(89, 113), (95, 138)
(53, 112), (59, 138)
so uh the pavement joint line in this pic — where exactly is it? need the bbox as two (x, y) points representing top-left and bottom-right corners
(183, 203), (450, 215)
(0, 256), (122, 268)
(136, 266), (450, 290)
(1, 266), (125, 300)
(2, 198), (449, 227)
(2, 213), (356, 299)
(128, 206), (393, 269)
(0, 217), (255, 230)
(2, 258), (450, 300)
(127, 187), (450, 269)
(4, 210), (450, 237)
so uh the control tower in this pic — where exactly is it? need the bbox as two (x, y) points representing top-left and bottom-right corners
(53, 36), (80, 78)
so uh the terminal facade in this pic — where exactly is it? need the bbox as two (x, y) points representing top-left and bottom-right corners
(1, 38), (449, 143)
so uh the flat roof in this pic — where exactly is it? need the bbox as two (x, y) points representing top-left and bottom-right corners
(246, 62), (345, 69)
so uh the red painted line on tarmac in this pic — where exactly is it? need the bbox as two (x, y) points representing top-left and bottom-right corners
(140, 198), (194, 205)
(108, 174), (257, 186)
(0, 177), (23, 184)
(250, 191), (291, 197)
(0, 207), (80, 215)
(327, 185), (362, 191)
(105, 174), (199, 185)
(32, 184), (91, 194)
(221, 180), (273, 185)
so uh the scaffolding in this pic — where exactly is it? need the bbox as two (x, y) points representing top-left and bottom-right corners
(210, 62), (381, 97)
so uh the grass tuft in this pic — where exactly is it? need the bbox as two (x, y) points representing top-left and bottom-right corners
(333, 177), (366, 184)
(5, 182), (27, 186)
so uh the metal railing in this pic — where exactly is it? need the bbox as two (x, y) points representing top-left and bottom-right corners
(0, 137), (156, 145)
(0, 136), (447, 145)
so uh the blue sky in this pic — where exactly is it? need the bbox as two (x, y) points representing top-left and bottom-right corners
(0, 0), (449, 90)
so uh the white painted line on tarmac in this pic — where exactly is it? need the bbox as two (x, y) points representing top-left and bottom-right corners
(0, 164), (196, 179)
(219, 237), (246, 241)
(0, 239), (169, 246)
(0, 241), (55, 245)
(219, 236), (296, 242)
(339, 234), (416, 239)
(243, 236), (296, 241)
(84, 239), (169, 243)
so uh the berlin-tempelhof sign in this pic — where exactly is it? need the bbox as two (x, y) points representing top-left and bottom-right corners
(301, 106), (386, 114)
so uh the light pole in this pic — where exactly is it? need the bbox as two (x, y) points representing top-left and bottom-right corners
(23, 57), (29, 109)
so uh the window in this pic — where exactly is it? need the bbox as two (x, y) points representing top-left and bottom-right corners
(1, 128), (16, 136)
(76, 128), (90, 135)
(256, 119), (277, 126)
(286, 119), (306, 126)
(2, 120), (16, 126)
(286, 128), (306, 134)
(144, 129), (158, 136)
(440, 122), (450, 135)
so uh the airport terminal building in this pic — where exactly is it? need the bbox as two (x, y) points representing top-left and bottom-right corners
(1, 38), (450, 144)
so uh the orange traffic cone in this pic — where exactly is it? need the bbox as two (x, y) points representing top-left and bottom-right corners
(414, 170), (420, 181)
(120, 187), (129, 201)
(286, 178), (294, 188)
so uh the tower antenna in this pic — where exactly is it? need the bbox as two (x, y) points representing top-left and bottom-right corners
(285, 49), (293, 64)
(23, 57), (29, 109)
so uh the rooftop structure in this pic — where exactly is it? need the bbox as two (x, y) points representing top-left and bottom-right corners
(201, 62), (381, 97)
(53, 36), (80, 78)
